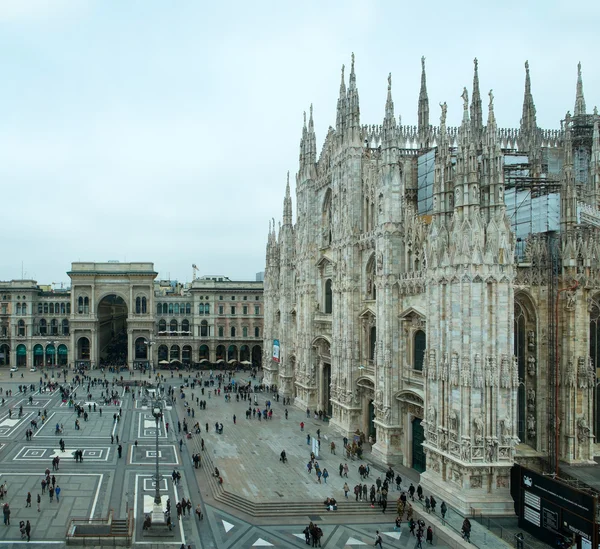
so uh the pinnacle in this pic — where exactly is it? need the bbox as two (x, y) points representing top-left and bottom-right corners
(339, 64), (346, 96)
(574, 61), (586, 116)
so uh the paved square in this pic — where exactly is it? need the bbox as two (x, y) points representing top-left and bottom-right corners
(0, 369), (501, 549)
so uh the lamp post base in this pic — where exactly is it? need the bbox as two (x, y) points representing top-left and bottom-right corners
(143, 503), (174, 537)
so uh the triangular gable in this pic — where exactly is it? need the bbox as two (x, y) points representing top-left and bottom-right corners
(359, 306), (376, 319)
(398, 306), (425, 319)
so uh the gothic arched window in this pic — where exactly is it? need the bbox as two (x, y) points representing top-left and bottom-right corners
(369, 326), (376, 361)
(414, 330), (426, 371)
(325, 279), (333, 314)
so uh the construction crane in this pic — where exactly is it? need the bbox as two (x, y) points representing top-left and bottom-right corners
(192, 264), (198, 281)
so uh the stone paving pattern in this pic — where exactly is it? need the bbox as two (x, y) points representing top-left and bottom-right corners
(0, 367), (537, 548)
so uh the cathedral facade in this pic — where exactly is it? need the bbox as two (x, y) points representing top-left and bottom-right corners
(263, 55), (600, 514)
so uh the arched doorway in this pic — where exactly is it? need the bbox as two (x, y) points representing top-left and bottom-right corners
(323, 363), (332, 416)
(0, 344), (9, 366)
(182, 345), (192, 365)
(412, 417), (426, 473)
(57, 344), (68, 366)
(199, 345), (209, 361)
(227, 345), (238, 363)
(45, 344), (55, 366)
(170, 345), (180, 363)
(240, 345), (250, 362)
(77, 337), (90, 361)
(252, 345), (262, 367)
(158, 345), (168, 366)
(216, 345), (225, 363)
(135, 337), (148, 360)
(33, 344), (44, 367)
(16, 344), (27, 367)
(368, 399), (377, 440)
(97, 294), (128, 368)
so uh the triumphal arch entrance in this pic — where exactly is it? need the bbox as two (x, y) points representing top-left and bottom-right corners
(68, 262), (157, 370)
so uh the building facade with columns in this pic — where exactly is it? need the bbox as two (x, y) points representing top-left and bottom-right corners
(0, 263), (263, 371)
(263, 55), (600, 514)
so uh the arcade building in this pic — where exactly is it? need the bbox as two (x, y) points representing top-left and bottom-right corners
(0, 262), (263, 372)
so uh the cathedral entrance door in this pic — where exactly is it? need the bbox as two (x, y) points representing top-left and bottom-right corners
(368, 399), (376, 440)
(412, 418), (426, 473)
(323, 363), (332, 416)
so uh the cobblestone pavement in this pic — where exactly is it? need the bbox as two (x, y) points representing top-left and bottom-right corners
(0, 367), (525, 548)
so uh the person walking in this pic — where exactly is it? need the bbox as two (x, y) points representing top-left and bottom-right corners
(25, 520), (31, 542)
(3, 503), (10, 525)
(440, 501), (447, 520)
(55, 486), (61, 503)
(374, 530), (383, 548)
(426, 526), (433, 545)
(322, 469), (329, 484)
(37, 494), (41, 512)
(343, 463), (349, 478)
(49, 487), (54, 502)
(233, 414), (236, 424)
(25, 492), (31, 508)
(343, 482), (349, 499)
(117, 445), (123, 458)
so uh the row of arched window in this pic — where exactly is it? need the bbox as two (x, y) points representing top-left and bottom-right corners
(156, 319), (260, 338)
(217, 326), (260, 338)
(37, 319), (69, 336)
(37, 302), (71, 315)
(158, 319), (192, 334)
(156, 303), (193, 315)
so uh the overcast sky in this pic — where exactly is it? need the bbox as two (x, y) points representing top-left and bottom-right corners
(0, 1), (598, 286)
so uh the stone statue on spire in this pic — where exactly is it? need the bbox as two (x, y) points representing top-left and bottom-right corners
(461, 87), (469, 111)
(440, 102), (447, 127)
(388, 72), (392, 91)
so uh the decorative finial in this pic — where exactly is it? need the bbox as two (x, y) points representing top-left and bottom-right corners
(286, 171), (290, 187)
(303, 111), (306, 128)
(310, 103), (313, 119)
(474, 57), (478, 70)
(594, 106), (598, 116)
(578, 61), (582, 77)
(341, 64), (345, 80)
(525, 60), (529, 72)
(351, 52), (355, 71)
(387, 73), (392, 91)
(421, 56), (425, 70)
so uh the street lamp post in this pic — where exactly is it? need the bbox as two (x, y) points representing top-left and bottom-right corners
(152, 401), (162, 505)
(144, 340), (155, 377)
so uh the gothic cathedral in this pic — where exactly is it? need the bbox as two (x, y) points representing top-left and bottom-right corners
(263, 54), (600, 514)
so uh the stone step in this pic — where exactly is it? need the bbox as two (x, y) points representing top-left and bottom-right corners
(198, 450), (383, 517)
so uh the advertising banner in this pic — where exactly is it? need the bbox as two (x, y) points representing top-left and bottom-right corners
(272, 340), (280, 363)
(514, 465), (596, 548)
